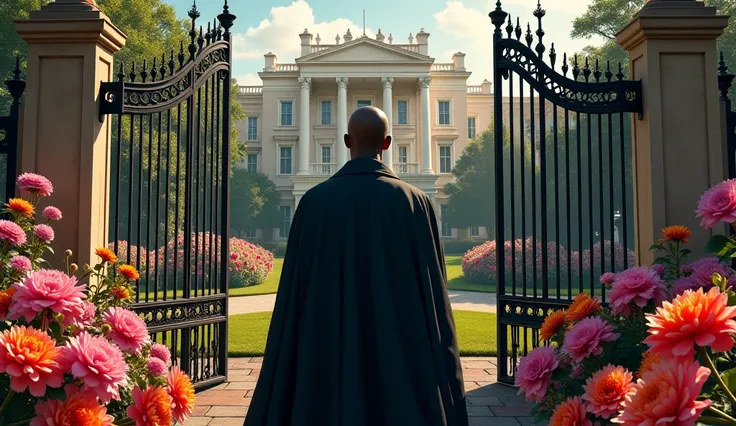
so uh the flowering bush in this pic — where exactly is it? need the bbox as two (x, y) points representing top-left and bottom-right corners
(516, 179), (736, 426)
(159, 233), (274, 288)
(0, 174), (195, 425)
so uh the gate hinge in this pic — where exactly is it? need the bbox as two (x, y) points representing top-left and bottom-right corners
(98, 81), (124, 122)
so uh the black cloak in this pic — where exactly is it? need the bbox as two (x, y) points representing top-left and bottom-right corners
(243, 157), (468, 426)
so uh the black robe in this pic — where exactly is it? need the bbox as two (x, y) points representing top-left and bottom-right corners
(243, 157), (468, 426)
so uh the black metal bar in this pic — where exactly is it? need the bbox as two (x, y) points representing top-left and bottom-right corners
(202, 77), (210, 296)
(509, 71), (516, 296)
(530, 71), (537, 299)
(619, 112), (628, 269)
(214, 75), (222, 296)
(520, 68), (527, 298)
(608, 112), (614, 278)
(155, 111), (163, 301)
(553, 104), (560, 299)
(127, 115), (135, 266)
(164, 107), (172, 301)
(586, 113), (593, 295)
(598, 113), (604, 294)
(137, 114), (145, 301)
(539, 79), (548, 300)
(576, 111), (583, 293)
(145, 113), (154, 301)
(565, 109), (571, 298)
(174, 103), (182, 301)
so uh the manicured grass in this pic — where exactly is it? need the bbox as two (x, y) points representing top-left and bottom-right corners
(228, 258), (284, 297)
(227, 310), (500, 357)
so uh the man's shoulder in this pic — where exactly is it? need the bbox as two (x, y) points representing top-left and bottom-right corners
(303, 174), (431, 206)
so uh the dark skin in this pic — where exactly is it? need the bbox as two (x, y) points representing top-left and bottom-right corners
(344, 106), (392, 160)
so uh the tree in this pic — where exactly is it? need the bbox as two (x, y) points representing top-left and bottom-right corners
(229, 170), (281, 235)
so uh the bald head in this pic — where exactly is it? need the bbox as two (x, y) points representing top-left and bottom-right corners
(344, 106), (392, 160)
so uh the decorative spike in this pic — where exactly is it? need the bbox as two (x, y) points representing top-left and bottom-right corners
(159, 53), (166, 78)
(489, 0), (507, 32)
(533, 0), (546, 58)
(505, 15), (513, 39)
(525, 23), (533, 47)
(719, 51), (729, 75)
(583, 56), (591, 82)
(572, 56), (580, 80)
(205, 22), (212, 45)
(514, 17), (522, 41)
(549, 43), (556, 69)
(188, 1), (200, 61)
(117, 61), (126, 82)
(178, 41), (186, 68)
(593, 58), (601, 82)
(129, 61), (137, 82)
(169, 50), (176, 75)
(212, 19), (218, 41)
(605, 60), (613, 82)
(217, 0), (236, 37)
(561, 52), (569, 77)
(11, 56), (21, 81)
(151, 57), (157, 81)
(198, 26), (205, 52)
(616, 62), (624, 81)
(141, 59), (148, 82)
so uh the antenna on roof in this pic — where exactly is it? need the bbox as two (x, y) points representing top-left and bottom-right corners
(363, 9), (366, 36)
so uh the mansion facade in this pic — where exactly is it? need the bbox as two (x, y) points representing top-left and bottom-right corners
(235, 28), (496, 241)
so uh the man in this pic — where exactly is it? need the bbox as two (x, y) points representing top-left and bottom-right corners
(244, 106), (468, 426)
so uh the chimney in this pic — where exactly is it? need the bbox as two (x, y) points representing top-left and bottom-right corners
(481, 79), (491, 94)
(344, 29), (353, 42)
(416, 28), (429, 55)
(264, 52), (277, 72)
(376, 29), (385, 43)
(299, 28), (313, 56)
(452, 52), (466, 71)
(336, 34), (341, 44)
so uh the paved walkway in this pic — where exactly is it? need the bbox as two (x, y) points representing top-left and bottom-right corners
(228, 290), (497, 315)
(188, 357), (536, 426)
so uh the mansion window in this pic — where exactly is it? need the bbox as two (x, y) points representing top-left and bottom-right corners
(247, 117), (258, 141)
(440, 205), (452, 238)
(321, 145), (332, 174)
(397, 100), (408, 125)
(438, 101), (451, 125)
(247, 153), (258, 173)
(357, 99), (372, 108)
(468, 117), (476, 139)
(279, 206), (291, 239)
(280, 101), (293, 126)
(321, 100), (332, 125)
(397, 146), (408, 173)
(470, 225), (480, 237)
(439, 145), (452, 174)
(279, 146), (293, 175)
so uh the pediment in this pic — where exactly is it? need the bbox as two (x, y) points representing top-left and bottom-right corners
(296, 37), (432, 64)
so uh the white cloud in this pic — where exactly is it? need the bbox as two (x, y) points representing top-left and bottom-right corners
(232, 0), (375, 63)
(233, 73), (262, 86)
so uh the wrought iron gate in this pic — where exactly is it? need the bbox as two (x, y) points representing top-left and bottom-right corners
(489, 1), (643, 384)
(0, 57), (26, 201)
(99, 1), (235, 390)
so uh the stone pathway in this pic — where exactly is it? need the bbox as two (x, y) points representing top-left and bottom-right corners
(188, 357), (535, 425)
(228, 290), (497, 315)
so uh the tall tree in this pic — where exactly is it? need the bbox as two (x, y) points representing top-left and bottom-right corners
(229, 170), (281, 236)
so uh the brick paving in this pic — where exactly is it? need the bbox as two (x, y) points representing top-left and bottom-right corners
(188, 357), (539, 426)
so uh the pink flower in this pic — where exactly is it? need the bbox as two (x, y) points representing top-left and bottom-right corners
(608, 267), (667, 315)
(41, 206), (62, 221)
(60, 331), (129, 403)
(75, 301), (96, 327)
(687, 257), (735, 290)
(514, 345), (559, 402)
(9, 269), (86, 327)
(550, 396), (592, 426)
(650, 264), (666, 277)
(9, 255), (31, 272)
(101, 307), (151, 354)
(17, 173), (53, 197)
(562, 317), (619, 363)
(0, 220), (26, 246)
(600, 272), (616, 286)
(0, 325), (63, 397)
(147, 357), (168, 377)
(582, 364), (635, 419)
(33, 224), (54, 242)
(150, 343), (172, 364)
(697, 179), (736, 229)
(30, 384), (114, 426)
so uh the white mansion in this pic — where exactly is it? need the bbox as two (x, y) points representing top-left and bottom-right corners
(235, 28), (496, 241)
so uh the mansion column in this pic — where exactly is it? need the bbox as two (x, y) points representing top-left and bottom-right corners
(297, 77), (311, 175)
(337, 77), (349, 167)
(382, 77), (394, 170)
(419, 76), (433, 174)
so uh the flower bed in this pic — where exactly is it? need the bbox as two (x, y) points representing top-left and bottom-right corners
(0, 174), (195, 425)
(516, 178), (736, 426)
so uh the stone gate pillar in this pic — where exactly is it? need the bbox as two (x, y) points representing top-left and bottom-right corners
(616, 0), (728, 265)
(15, 0), (126, 267)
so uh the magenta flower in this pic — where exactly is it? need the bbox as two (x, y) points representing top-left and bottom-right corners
(33, 224), (54, 242)
(514, 345), (559, 402)
(650, 264), (666, 277)
(608, 267), (667, 315)
(600, 272), (616, 286)
(101, 307), (151, 354)
(0, 220), (26, 246)
(8, 269), (86, 326)
(697, 179), (736, 229)
(562, 317), (619, 363)
(60, 331), (129, 403)
(41, 206), (62, 221)
(75, 301), (97, 327)
(17, 173), (53, 197)
(673, 277), (700, 296)
(147, 357), (168, 377)
(150, 343), (172, 364)
(9, 255), (31, 272)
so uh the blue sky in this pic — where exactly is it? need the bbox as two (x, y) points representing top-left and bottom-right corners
(167, 0), (602, 85)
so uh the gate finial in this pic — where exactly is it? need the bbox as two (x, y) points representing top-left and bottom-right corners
(717, 52), (735, 101)
(549, 43), (556, 69)
(562, 52), (569, 77)
(572, 55), (580, 80)
(505, 15), (513, 39)
(129, 61), (137, 83)
(524, 23), (533, 48)
(178, 41), (186, 69)
(533, 0), (545, 58)
(150, 57), (157, 82)
(169, 50), (176, 75)
(117, 62), (126, 82)
(218, 0), (237, 37)
(188, 1), (199, 61)
(515, 17), (522, 41)
(583, 56), (591, 82)
(488, 0), (508, 35)
(616, 62), (624, 81)
(593, 58), (601, 82)
(160, 52), (166, 78)
(605, 60), (613, 82)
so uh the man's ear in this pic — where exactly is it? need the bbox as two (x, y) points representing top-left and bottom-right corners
(344, 134), (351, 148)
(382, 135), (392, 151)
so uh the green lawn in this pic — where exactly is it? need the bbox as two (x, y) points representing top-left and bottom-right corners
(227, 255), (494, 297)
(227, 310), (499, 357)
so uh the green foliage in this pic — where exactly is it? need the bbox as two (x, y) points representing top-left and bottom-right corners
(442, 239), (488, 255)
(229, 170), (281, 234)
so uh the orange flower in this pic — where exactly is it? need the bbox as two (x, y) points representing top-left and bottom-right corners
(6, 198), (34, 217)
(540, 309), (567, 342)
(644, 287), (736, 359)
(95, 247), (117, 264)
(0, 325), (63, 397)
(168, 366), (195, 424)
(566, 293), (601, 323)
(31, 384), (114, 426)
(550, 396), (592, 426)
(660, 225), (692, 244)
(636, 351), (660, 378)
(126, 385), (173, 426)
(582, 364), (635, 419)
(110, 286), (130, 300)
(118, 264), (139, 281)
(0, 287), (16, 320)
